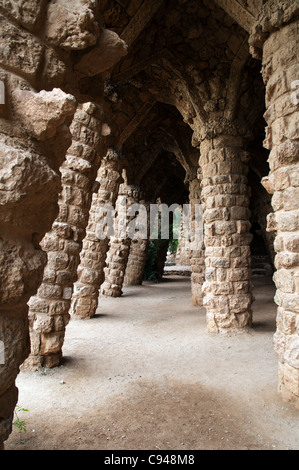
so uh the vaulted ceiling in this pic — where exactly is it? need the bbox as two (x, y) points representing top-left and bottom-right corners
(79, 0), (268, 204)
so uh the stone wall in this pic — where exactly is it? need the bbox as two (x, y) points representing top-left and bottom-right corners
(0, 6), (78, 443)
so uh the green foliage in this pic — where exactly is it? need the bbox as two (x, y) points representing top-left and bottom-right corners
(144, 208), (180, 281)
(168, 238), (178, 255)
(143, 241), (160, 282)
(13, 405), (28, 436)
(143, 237), (178, 282)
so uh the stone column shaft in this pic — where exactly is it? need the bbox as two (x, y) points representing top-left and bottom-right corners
(101, 184), (141, 297)
(124, 239), (149, 286)
(27, 102), (105, 369)
(124, 201), (150, 286)
(70, 151), (123, 318)
(255, 18), (299, 408)
(200, 132), (253, 332)
(189, 178), (205, 306)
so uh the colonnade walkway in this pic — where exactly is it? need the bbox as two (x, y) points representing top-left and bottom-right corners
(6, 275), (299, 450)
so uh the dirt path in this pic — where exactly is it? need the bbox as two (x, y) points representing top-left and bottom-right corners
(5, 275), (299, 450)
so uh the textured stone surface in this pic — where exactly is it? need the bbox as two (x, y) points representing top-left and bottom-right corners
(200, 133), (253, 333)
(101, 184), (141, 297)
(0, 0), (128, 447)
(75, 28), (128, 76)
(70, 150), (124, 318)
(12, 88), (76, 141)
(259, 19), (299, 408)
(0, 0), (47, 31)
(0, 15), (44, 79)
(1, 0), (299, 449)
(45, 0), (100, 50)
(26, 103), (106, 369)
(124, 239), (149, 286)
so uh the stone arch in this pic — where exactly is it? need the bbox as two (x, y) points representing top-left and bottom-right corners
(102, 0), (299, 406)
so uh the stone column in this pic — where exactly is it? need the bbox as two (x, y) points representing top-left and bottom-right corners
(250, 4), (299, 407)
(70, 150), (123, 318)
(188, 176), (205, 307)
(124, 202), (150, 286)
(0, 85), (76, 446)
(124, 240), (149, 286)
(199, 126), (253, 333)
(27, 102), (105, 369)
(177, 237), (191, 265)
(101, 184), (141, 297)
(154, 239), (170, 279)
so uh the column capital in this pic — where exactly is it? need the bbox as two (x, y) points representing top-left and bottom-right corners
(104, 147), (125, 163)
(192, 117), (250, 146)
(118, 183), (142, 200)
(248, 0), (299, 59)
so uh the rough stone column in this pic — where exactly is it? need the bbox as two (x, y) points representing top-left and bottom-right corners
(124, 240), (149, 286)
(188, 176), (205, 307)
(101, 184), (141, 297)
(70, 150), (123, 318)
(199, 127), (253, 333)
(26, 102), (105, 369)
(0, 85), (76, 446)
(124, 202), (150, 286)
(154, 239), (170, 279)
(176, 236), (191, 265)
(250, 6), (299, 407)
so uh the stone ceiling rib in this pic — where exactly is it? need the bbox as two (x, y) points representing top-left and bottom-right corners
(120, 0), (165, 47)
(116, 98), (157, 151)
(214, 0), (255, 32)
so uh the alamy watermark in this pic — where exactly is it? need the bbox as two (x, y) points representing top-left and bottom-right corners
(95, 200), (204, 249)
(0, 80), (5, 105)
(0, 340), (4, 365)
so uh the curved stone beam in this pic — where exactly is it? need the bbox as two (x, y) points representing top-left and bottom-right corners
(214, 0), (255, 33)
(120, 0), (165, 48)
(116, 98), (157, 151)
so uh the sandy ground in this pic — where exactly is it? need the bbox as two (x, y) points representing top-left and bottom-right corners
(5, 275), (299, 450)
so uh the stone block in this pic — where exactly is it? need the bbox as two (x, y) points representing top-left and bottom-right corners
(28, 297), (49, 314)
(40, 332), (64, 355)
(33, 314), (54, 334)
(284, 234), (299, 253)
(275, 252), (299, 269)
(45, 0), (100, 50)
(75, 28), (127, 76)
(12, 88), (76, 141)
(279, 362), (299, 397)
(37, 283), (63, 300)
(0, 17), (43, 78)
(226, 268), (250, 282)
(49, 300), (70, 315)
